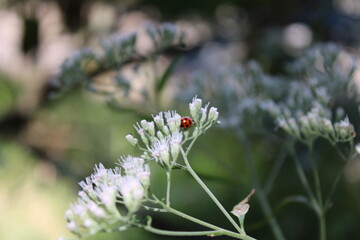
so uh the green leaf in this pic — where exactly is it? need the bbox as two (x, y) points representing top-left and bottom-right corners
(156, 56), (181, 93)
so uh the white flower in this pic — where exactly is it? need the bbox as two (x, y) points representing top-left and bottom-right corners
(208, 107), (219, 123)
(67, 221), (77, 232)
(79, 177), (93, 192)
(119, 176), (145, 213)
(69, 202), (87, 217)
(189, 97), (202, 122)
(150, 138), (170, 167)
(199, 103), (210, 126)
(125, 134), (138, 146)
(65, 209), (74, 221)
(334, 116), (355, 140)
(164, 111), (181, 133)
(153, 112), (165, 128)
(119, 156), (151, 187)
(140, 120), (155, 136)
(169, 132), (183, 161)
(134, 123), (150, 147)
(96, 185), (117, 210)
(260, 100), (281, 117)
(86, 199), (106, 218)
(338, 116), (350, 128)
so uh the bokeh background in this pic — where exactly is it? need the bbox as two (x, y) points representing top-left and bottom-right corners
(1, 0), (360, 240)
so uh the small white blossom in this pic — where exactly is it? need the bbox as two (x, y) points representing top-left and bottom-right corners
(91, 163), (108, 186)
(86, 199), (106, 218)
(150, 138), (170, 167)
(260, 100), (281, 117)
(338, 116), (350, 128)
(119, 176), (145, 213)
(69, 202), (87, 217)
(189, 97), (202, 122)
(157, 130), (165, 139)
(199, 104), (210, 126)
(67, 221), (77, 232)
(153, 112), (165, 128)
(334, 116), (355, 141)
(164, 111), (181, 134)
(79, 177), (93, 192)
(96, 185), (117, 210)
(208, 107), (219, 123)
(169, 132), (183, 161)
(119, 156), (151, 188)
(125, 134), (138, 146)
(140, 120), (156, 136)
(134, 123), (150, 147)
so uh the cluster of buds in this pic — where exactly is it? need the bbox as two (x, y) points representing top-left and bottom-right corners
(100, 33), (137, 67)
(65, 158), (150, 238)
(126, 97), (219, 170)
(278, 105), (356, 145)
(146, 23), (185, 52)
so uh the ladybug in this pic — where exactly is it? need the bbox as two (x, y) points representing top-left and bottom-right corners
(180, 116), (194, 129)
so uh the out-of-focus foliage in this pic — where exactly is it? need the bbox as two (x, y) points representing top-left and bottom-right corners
(51, 23), (186, 115)
(0, 76), (17, 119)
(1, 0), (360, 240)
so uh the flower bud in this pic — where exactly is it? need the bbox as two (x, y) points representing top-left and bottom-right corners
(98, 186), (117, 210)
(125, 134), (138, 146)
(288, 118), (301, 138)
(65, 210), (74, 221)
(199, 107), (208, 126)
(137, 128), (149, 147)
(340, 128), (348, 140)
(322, 119), (335, 138)
(208, 107), (219, 123)
(141, 120), (155, 136)
(299, 116), (311, 134)
(157, 131), (165, 139)
(162, 126), (170, 136)
(169, 132), (183, 162)
(153, 113), (165, 128)
(278, 118), (291, 133)
(189, 97), (202, 122)
(166, 113), (181, 133)
(150, 138), (170, 167)
(67, 221), (77, 232)
(119, 176), (145, 213)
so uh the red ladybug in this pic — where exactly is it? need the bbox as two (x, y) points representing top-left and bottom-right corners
(180, 117), (194, 129)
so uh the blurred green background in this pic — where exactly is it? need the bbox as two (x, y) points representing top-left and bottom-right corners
(1, 0), (360, 240)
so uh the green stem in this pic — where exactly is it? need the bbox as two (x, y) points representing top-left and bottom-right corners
(161, 203), (257, 240)
(264, 146), (288, 195)
(180, 147), (244, 234)
(318, 211), (326, 240)
(288, 145), (319, 209)
(185, 134), (200, 155)
(308, 145), (323, 206)
(324, 166), (344, 210)
(308, 145), (327, 240)
(142, 226), (232, 237)
(236, 129), (286, 240)
(289, 144), (326, 240)
(165, 170), (171, 206)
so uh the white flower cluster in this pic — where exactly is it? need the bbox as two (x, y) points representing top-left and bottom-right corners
(65, 97), (219, 237)
(65, 159), (150, 237)
(146, 23), (185, 51)
(277, 105), (356, 144)
(126, 97), (219, 170)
